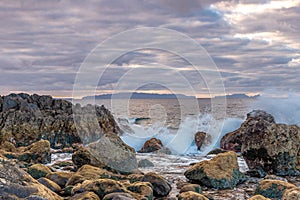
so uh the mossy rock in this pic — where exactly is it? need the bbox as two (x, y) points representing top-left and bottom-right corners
(178, 191), (209, 200)
(179, 184), (202, 194)
(70, 191), (100, 200)
(255, 179), (296, 199)
(28, 164), (52, 179)
(46, 171), (73, 188)
(248, 195), (270, 200)
(38, 177), (62, 193)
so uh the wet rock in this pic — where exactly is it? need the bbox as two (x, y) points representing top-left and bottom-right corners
(127, 181), (153, 199)
(37, 178), (62, 193)
(178, 191), (209, 200)
(255, 179), (296, 199)
(66, 165), (124, 186)
(103, 192), (136, 200)
(222, 110), (300, 176)
(207, 148), (227, 155)
(138, 159), (154, 168)
(0, 93), (121, 149)
(86, 133), (138, 174)
(184, 151), (246, 189)
(282, 187), (300, 200)
(28, 164), (52, 179)
(179, 184), (202, 194)
(70, 191), (100, 200)
(0, 159), (62, 199)
(138, 138), (164, 153)
(141, 172), (171, 197)
(194, 132), (206, 150)
(46, 172), (73, 188)
(1, 140), (51, 164)
(72, 179), (127, 199)
(248, 195), (270, 200)
(72, 146), (105, 169)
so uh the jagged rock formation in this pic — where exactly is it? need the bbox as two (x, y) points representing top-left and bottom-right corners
(221, 110), (300, 176)
(0, 93), (121, 148)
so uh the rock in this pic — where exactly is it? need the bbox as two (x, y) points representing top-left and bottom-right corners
(66, 165), (124, 186)
(1, 140), (51, 164)
(70, 191), (100, 200)
(103, 192), (136, 200)
(72, 146), (105, 169)
(222, 110), (300, 176)
(127, 181), (153, 199)
(282, 187), (300, 200)
(28, 164), (52, 179)
(86, 133), (138, 174)
(46, 172), (73, 188)
(0, 141), (16, 152)
(138, 138), (164, 153)
(138, 159), (154, 168)
(194, 132), (206, 150)
(184, 151), (246, 189)
(207, 148), (227, 155)
(0, 93), (121, 149)
(248, 195), (270, 200)
(178, 191), (209, 200)
(0, 159), (62, 199)
(37, 178), (62, 193)
(221, 110), (275, 152)
(72, 179), (127, 199)
(179, 184), (202, 194)
(255, 179), (296, 199)
(141, 172), (171, 197)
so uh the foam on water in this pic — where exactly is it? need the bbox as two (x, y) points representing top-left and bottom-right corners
(120, 113), (244, 155)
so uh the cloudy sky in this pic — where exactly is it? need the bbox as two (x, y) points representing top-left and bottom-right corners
(1, 0), (300, 98)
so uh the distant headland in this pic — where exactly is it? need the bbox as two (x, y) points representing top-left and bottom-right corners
(214, 93), (260, 99)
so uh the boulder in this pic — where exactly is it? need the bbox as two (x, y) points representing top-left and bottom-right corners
(72, 146), (105, 169)
(184, 151), (246, 189)
(178, 191), (208, 200)
(126, 181), (153, 199)
(86, 133), (138, 174)
(179, 184), (202, 194)
(194, 132), (207, 150)
(221, 110), (300, 176)
(248, 195), (270, 200)
(0, 159), (62, 199)
(255, 179), (296, 199)
(28, 164), (52, 179)
(282, 187), (300, 200)
(70, 191), (100, 200)
(72, 179), (127, 199)
(141, 172), (171, 197)
(103, 192), (136, 200)
(1, 140), (51, 164)
(0, 93), (121, 149)
(138, 159), (154, 168)
(138, 138), (163, 153)
(66, 165), (124, 187)
(46, 172), (74, 188)
(37, 178), (62, 193)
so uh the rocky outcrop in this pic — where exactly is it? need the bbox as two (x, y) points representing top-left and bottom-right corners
(184, 151), (246, 189)
(0, 93), (121, 149)
(255, 179), (296, 199)
(0, 159), (62, 199)
(221, 110), (300, 176)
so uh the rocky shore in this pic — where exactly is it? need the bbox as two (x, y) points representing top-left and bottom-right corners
(0, 93), (299, 199)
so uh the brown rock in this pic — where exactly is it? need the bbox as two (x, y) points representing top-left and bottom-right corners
(141, 172), (171, 197)
(70, 191), (100, 200)
(194, 132), (206, 150)
(138, 138), (163, 153)
(178, 191), (209, 200)
(282, 187), (300, 200)
(255, 179), (296, 199)
(248, 195), (270, 200)
(184, 151), (246, 189)
(38, 177), (62, 193)
(72, 146), (105, 169)
(28, 163), (52, 179)
(46, 171), (74, 188)
(103, 192), (136, 200)
(179, 184), (202, 194)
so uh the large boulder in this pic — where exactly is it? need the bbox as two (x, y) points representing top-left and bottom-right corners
(0, 159), (62, 199)
(184, 151), (246, 189)
(0, 93), (121, 149)
(141, 172), (171, 197)
(255, 179), (296, 199)
(72, 146), (106, 169)
(221, 110), (300, 176)
(86, 133), (138, 174)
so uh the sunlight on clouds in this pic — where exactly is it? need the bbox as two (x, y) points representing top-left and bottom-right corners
(288, 57), (300, 67)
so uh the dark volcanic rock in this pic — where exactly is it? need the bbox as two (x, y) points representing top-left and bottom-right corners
(221, 110), (300, 176)
(0, 93), (121, 149)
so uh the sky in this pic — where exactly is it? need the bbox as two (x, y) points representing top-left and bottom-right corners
(0, 0), (300, 98)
